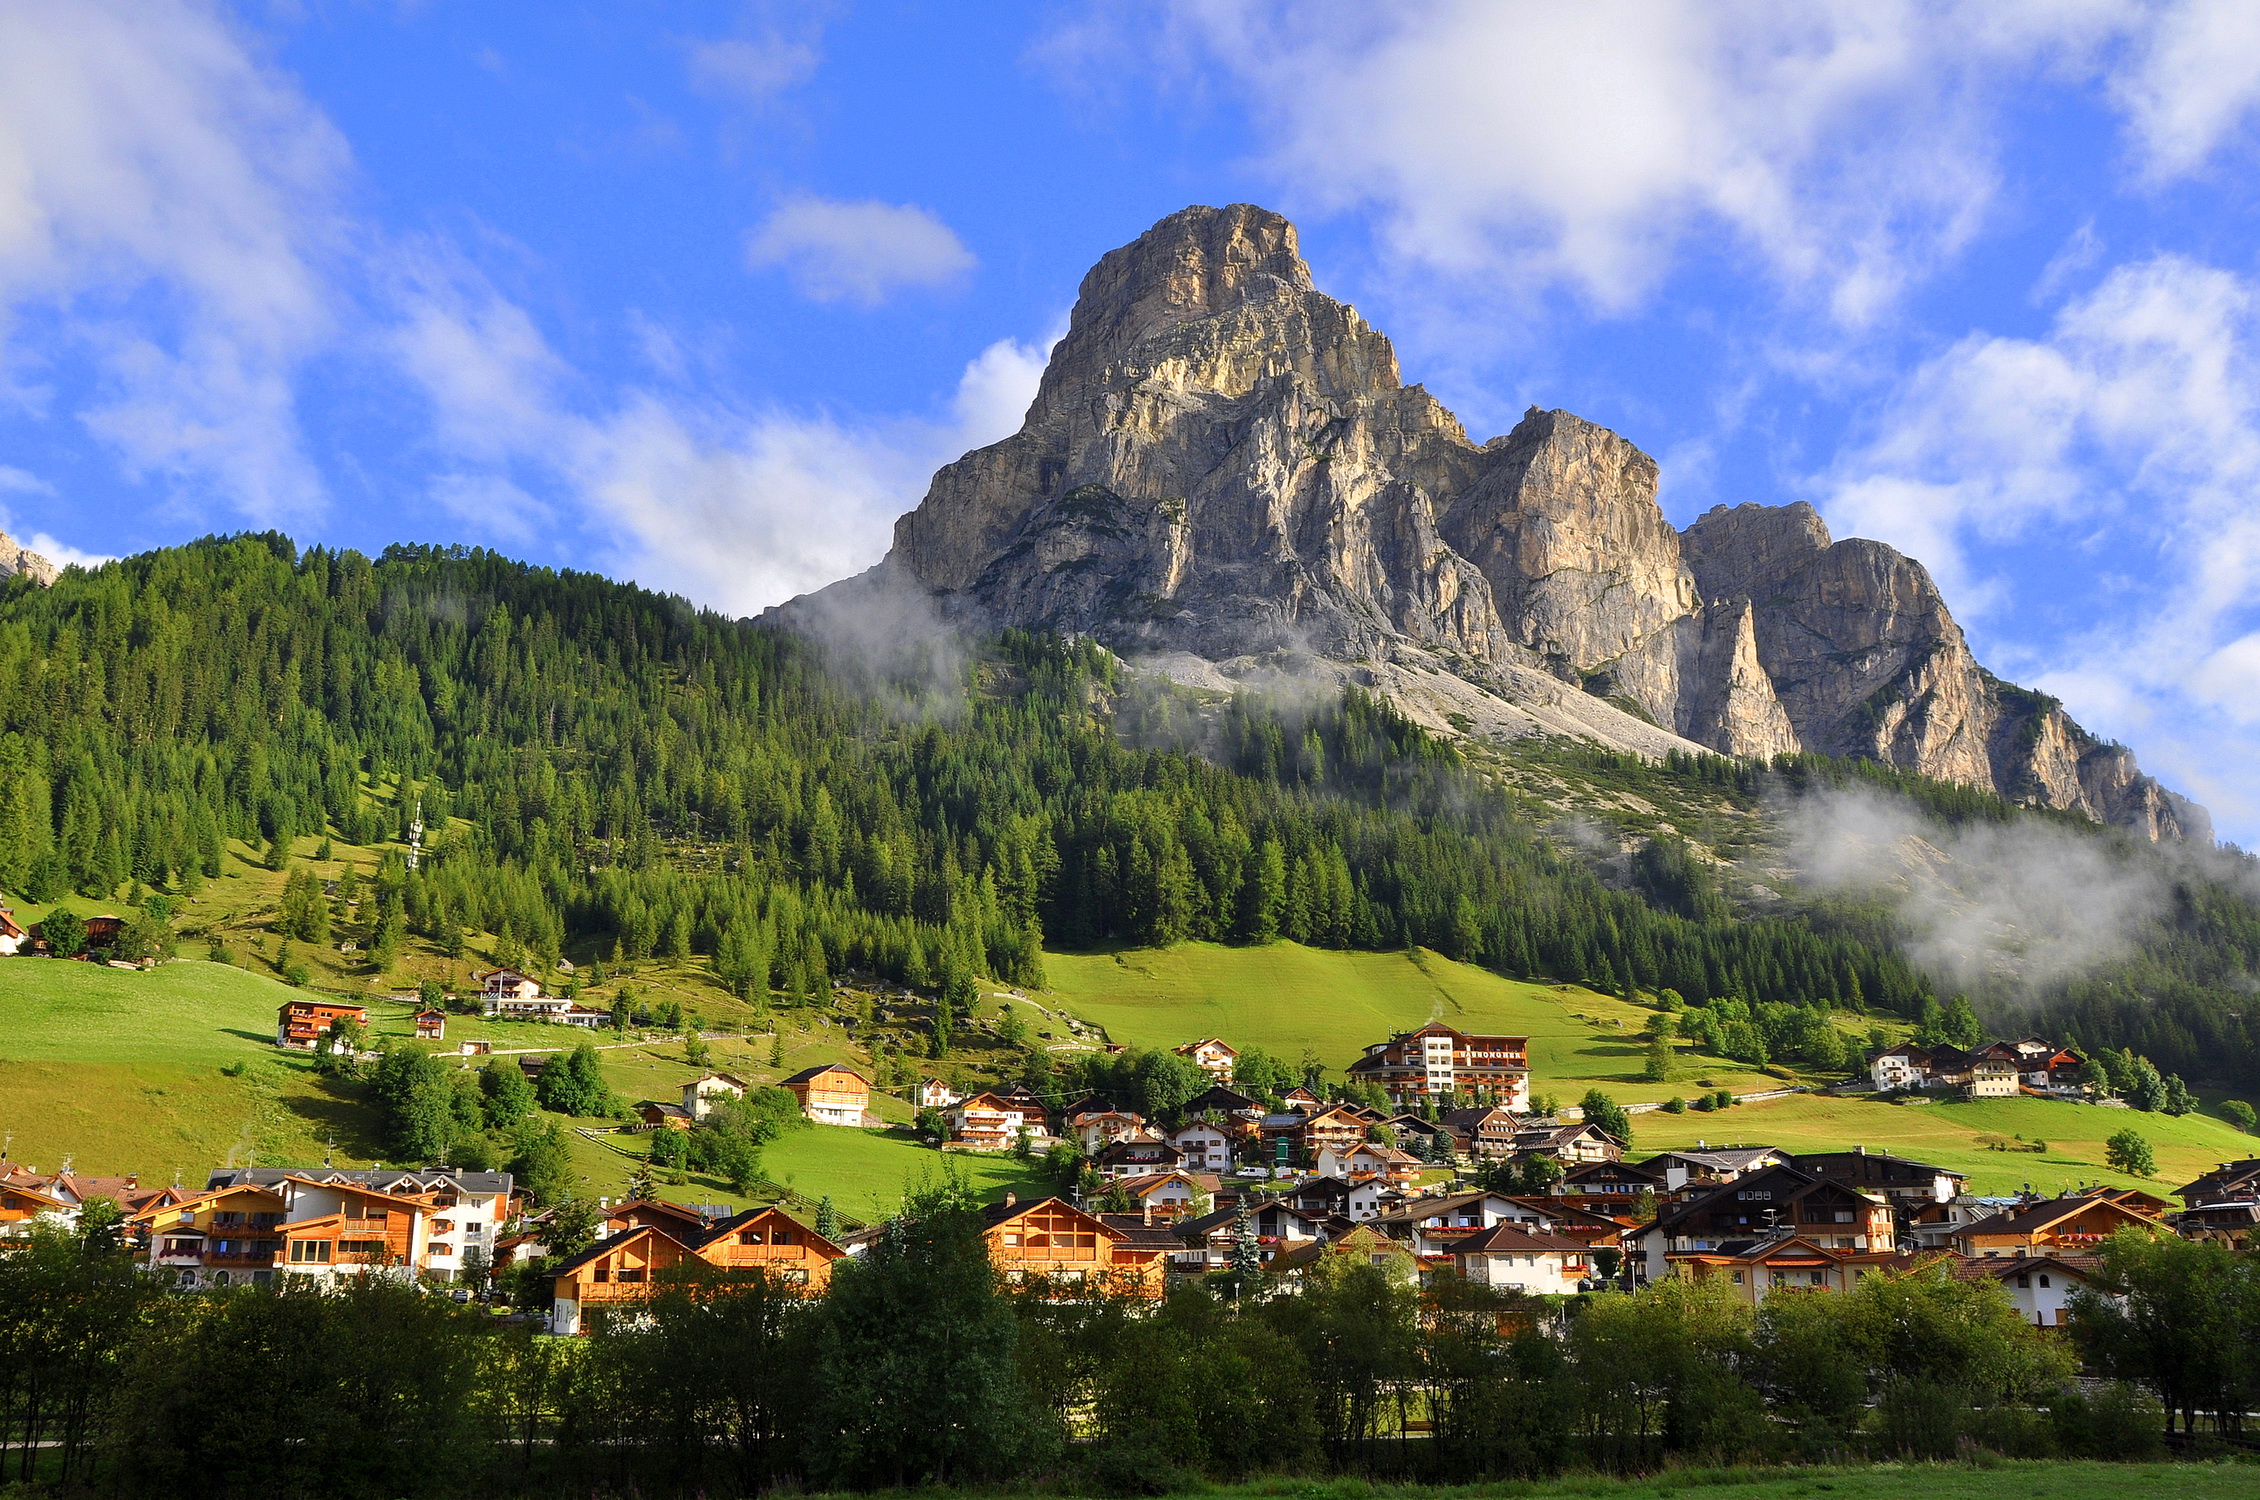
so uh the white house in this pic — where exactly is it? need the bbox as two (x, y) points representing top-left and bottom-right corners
(1961, 1253), (2102, 1327)
(1452, 1222), (1591, 1295)
(681, 1072), (748, 1121)
(1168, 1121), (1235, 1173)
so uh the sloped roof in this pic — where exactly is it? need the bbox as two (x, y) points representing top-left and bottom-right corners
(779, 1064), (870, 1087)
(1957, 1193), (2159, 1239)
(1454, 1221), (1589, 1255)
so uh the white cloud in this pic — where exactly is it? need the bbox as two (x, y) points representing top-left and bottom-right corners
(1066, 2), (2130, 323)
(571, 333), (1051, 613)
(0, 465), (50, 495)
(2108, 0), (2260, 179)
(0, 0), (345, 518)
(744, 197), (976, 307)
(24, 532), (114, 571)
(686, 34), (822, 105)
(1823, 253), (2260, 835)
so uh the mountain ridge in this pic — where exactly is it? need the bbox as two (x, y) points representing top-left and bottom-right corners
(774, 203), (2206, 844)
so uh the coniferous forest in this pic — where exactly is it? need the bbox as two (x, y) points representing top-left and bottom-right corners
(0, 532), (2253, 1088)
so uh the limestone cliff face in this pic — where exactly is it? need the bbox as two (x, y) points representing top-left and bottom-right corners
(1681, 502), (2205, 842)
(829, 203), (2202, 840)
(0, 532), (56, 586)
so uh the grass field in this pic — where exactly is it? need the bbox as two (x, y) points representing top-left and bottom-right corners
(1137, 1463), (2259, 1500)
(1635, 1090), (2259, 1196)
(0, 958), (380, 1181)
(1043, 941), (2260, 1196)
(1045, 941), (1791, 1103)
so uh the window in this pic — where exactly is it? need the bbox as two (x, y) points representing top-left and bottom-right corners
(615, 1269), (645, 1283)
(739, 1230), (764, 1245)
(593, 1266), (610, 1283)
(340, 1240), (384, 1256)
(772, 1230), (795, 1245)
(1808, 1270), (1824, 1286)
(2015, 1273), (2031, 1288)
(289, 1240), (333, 1264)
(2038, 1274), (2052, 1288)
(1731, 1270), (1744, 1284)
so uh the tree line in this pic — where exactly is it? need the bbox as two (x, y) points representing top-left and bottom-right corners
(5, 1201), (2229, 1499)
(0, 537), (1942, 1042)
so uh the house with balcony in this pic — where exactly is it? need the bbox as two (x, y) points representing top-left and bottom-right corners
(1173, 1038), (1239, 1083)
(779, 1064), (872, 1127)
(983, 1194), (1164, 1296)
(549, 1205), (844, 1334)
(1949, 1192), (2164, 1258)
(1452, 1222), (1591, 1294)
(1631, 1163), (1895, 1281)
(1346, 1023), (1530, 1111)
(275, 999), (368, 1050)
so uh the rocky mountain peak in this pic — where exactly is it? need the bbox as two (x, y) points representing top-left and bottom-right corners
(792, 205), (2205, 842)
(0, 531), (57, 587)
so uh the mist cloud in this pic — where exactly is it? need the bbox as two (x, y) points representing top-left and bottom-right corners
(1784, 785), (2167, 996)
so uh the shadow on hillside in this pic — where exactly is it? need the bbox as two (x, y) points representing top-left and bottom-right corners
(280, 1080), (388, 1163)
(222, 1029), (272, 1044)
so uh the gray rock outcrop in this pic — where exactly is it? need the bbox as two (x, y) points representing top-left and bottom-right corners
(0, 531), (57, 586)
(784, 204), (2203, 841)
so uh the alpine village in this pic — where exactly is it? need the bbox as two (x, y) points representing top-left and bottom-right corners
(8, 204), (2260, 1500)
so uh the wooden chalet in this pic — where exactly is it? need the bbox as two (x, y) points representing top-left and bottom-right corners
(1792, 1148), (1967, 1208)
(1270, 1223), (1420, 1286)
(275, 998), (368, 1050)
(1093, 1138), (1181, 1179)
(413, 1008), (446, 1040)
(1174, 1038), (1239, 1083)
(1633, 1163), (1894, 1280)
(1559, 1158), (1664, 1201)
(1438, 1106), (1521, 1160)
(1109, 1171), (1220, 1220)
(638, 1101), (694, 1130)
(1950, 1192), (2164, 1258)
(1509, 1121), (1624, 1164)
(548, 1206), (843, 1333)
(981, 1195), (1164, 1296)
(1667, 1234), (1912, 1304)
(0, 1178), (71, 1237)
(2174, 1158), (2260, 1208)
(779, 1064), (871, 1127)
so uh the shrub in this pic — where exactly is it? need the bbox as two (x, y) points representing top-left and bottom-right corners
(1663, 1096), (1688, 1114)
(2049, 1382), (2164, 1459)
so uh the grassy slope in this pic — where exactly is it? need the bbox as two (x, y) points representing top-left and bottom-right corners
(1044, 941), (2260, 1196)
(1046, 941), (1788, 1101)
(0, 959), (363, 1181)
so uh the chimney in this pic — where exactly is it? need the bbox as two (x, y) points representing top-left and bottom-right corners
(1143, 1200), (1153, 1226)
(1002, 1191), (1016, 1209)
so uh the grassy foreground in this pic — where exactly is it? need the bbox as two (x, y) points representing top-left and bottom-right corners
(1072, 1462), (2259, 1500)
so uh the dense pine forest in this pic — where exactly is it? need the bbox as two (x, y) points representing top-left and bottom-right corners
(0, 532), (2254, 1089)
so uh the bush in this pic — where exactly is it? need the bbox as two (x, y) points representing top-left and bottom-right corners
(2049, 1381), (2165, 1460)
(1663, 1096), (1688, 1114)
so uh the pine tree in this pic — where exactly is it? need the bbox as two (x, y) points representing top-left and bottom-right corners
(815, 1194), (841, 1242)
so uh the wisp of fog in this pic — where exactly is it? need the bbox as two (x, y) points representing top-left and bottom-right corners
(1783, 786), (2167, 997)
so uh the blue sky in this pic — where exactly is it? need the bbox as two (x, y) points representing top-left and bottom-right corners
(4, 4), (2260, 842)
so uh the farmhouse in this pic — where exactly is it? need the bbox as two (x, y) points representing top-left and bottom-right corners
(681, 1072), (748, 1120)
(275, 999), (368, 1050)
(1510, 1121), (1625, 1164)
(1167, 1120), (1235, 1172)
(1173, 1037), (1238, 1083)
(1793, 1148), (1968, 1208)
(1346, 1022), (1531, 1110)
(1667, 1235), (1910, 1304)
(779, 1064), (872, 1126)
(413, 1008), (446, 1040)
